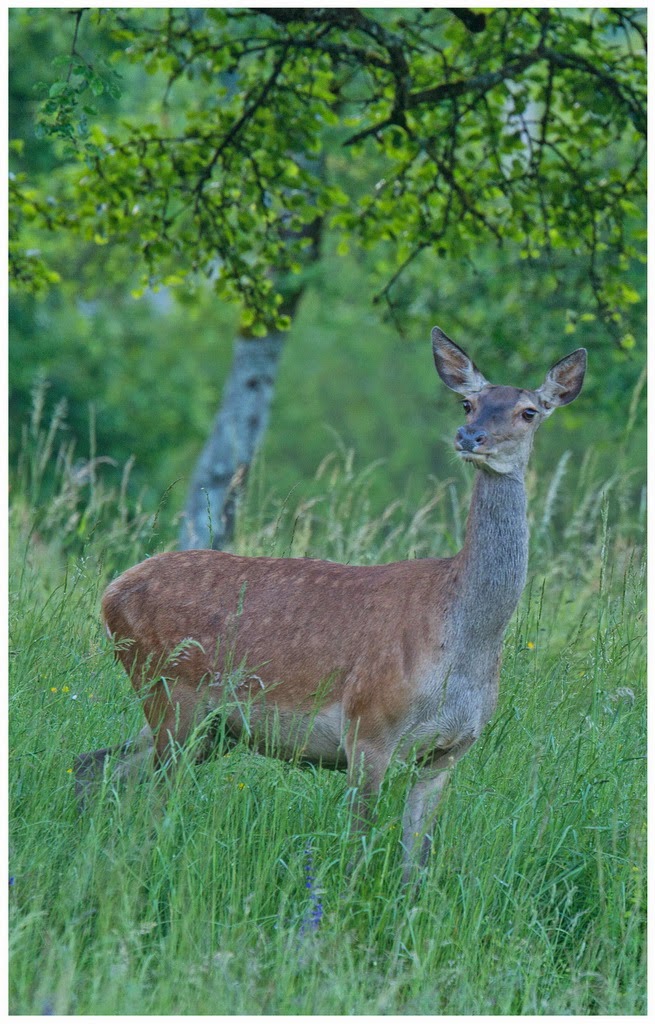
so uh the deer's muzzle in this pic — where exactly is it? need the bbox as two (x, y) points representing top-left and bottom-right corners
(455, 426), (488, 453)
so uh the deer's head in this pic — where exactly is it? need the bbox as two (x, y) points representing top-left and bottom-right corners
(432, 327), (587, 476)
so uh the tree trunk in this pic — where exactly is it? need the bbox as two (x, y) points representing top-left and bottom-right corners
(179, 256), (321, 549)
(180, 153), (322, 550)
(179, 332), (286, 550)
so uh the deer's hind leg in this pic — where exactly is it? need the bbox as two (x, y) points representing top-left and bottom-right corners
(144, 678), (218, 771)
(74, 724), (154, 809)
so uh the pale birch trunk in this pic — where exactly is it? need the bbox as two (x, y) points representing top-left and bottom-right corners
(179, 332), (285, 550)
(180, 208), (321, 549)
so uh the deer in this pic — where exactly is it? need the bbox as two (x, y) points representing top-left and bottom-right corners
(75, 327), (586, 880)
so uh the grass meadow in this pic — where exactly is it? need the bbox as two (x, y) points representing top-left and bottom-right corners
(8, 399), (646, 1015)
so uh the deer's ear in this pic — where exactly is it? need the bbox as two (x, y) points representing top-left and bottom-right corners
(535, 348), (587, 413)
(432, 327), (489, 395)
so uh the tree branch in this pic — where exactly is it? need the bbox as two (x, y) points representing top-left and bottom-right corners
(344, 51), (544, 147)
(540, 45), (646, 137)
(193, 44), (290, 206)
(446, 9), (487, 34)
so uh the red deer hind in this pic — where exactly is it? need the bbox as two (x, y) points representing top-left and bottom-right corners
(75, 328), (587, 879)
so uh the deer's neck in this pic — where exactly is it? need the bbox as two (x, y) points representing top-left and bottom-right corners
(456, 470), (529, 635)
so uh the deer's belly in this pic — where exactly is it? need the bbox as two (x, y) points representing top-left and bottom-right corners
(226, 699), (348, 768)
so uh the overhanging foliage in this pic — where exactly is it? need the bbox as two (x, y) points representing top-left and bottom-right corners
(10, 7), (646, 346)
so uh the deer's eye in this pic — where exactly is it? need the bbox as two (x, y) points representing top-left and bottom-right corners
(462, 400), (472, 414)
(522, 408), (538, 422)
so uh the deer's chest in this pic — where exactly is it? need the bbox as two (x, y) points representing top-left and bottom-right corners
(402, 639), (504, 760)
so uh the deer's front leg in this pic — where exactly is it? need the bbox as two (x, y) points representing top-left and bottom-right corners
(401, 732), (478, 881)
(401, 768), (451, 882)
(345, 736), (390, 863)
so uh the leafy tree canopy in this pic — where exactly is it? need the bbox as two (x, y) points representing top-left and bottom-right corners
(10, 6), (646, 347)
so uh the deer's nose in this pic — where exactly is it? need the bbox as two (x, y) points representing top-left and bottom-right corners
(456, 426), (488, 452)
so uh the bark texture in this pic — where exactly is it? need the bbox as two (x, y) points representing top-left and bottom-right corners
(179, 333), (285, 550)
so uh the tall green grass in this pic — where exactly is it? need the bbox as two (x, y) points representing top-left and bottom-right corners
(9, 397), (646, 1014)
